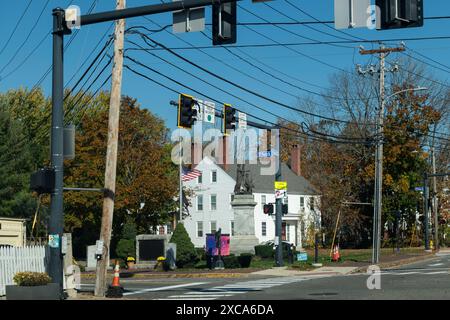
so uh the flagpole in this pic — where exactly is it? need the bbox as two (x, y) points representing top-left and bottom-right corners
(179, 134), (183, 224)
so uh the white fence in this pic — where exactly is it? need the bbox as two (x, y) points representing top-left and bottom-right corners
(0, 246), (47, 296)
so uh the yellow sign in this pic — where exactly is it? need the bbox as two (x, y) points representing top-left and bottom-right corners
(274, 181), (287, 190)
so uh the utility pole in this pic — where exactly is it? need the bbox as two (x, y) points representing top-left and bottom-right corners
(431, 145), (439, 251)
(95, 0), (126, 297)
(274, 127), (283, 267)
(358, 45), (404, 264)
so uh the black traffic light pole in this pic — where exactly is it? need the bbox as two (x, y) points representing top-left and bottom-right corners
(423, 171), (450, 251)
(49, 0), (238, 297)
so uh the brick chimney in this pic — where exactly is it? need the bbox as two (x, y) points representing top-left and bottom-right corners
(291, 144), (301, 176)
(221, 135), (230, 171)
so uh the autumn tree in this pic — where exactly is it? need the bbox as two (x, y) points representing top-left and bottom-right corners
(63, 95), (178, 256)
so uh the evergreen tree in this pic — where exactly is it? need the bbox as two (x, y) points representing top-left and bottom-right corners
(170, 223), (197, 268)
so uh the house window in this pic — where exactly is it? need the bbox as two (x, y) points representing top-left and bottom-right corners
(211, 170), (217, 183)
(197, 222), (203, 237)
(197, 195), (203, 211)
(231, 221), (235, 236)
(261, 222), (267, 237)
(310, 197), (315, 211)
(211, 221), (217, 233)
(166, 224), (172, 234)
(300, 196), (305, 208)
(211, 194), (217, 211)
(198, 174), (202, 184)
(159, 226), (165, 235)
(261, 195), (266, 205)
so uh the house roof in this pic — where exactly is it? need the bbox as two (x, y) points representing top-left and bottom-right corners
(221, 162), (320, 196)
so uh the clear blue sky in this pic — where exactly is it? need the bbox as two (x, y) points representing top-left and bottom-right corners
(1, 0), (450, 132)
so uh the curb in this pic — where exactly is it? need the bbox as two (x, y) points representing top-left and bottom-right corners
(81, 272), (250, 279)
(350, 254), (437, 274)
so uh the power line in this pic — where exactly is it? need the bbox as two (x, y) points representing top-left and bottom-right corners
(133, 30), (375, 126)
(124, 63), (372, 145)
(0, 0), (51, 75)
(0, 0), (34, 57)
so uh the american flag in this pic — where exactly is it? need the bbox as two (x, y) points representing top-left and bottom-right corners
(182, 167), (202, 182)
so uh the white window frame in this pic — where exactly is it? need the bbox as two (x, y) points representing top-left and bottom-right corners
(197, 221), (203, 238)
(261, 195), (266, 205)
(210, 221), (217, 234)
(210, 194), (217, 211)
(197, 194), (203, 211)
(211, 170), (217, 183)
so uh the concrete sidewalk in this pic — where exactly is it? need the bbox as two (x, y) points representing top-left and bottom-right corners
(250, 266), (358, 277)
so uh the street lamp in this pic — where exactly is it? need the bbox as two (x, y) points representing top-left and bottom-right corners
(372, 86), (428, 264)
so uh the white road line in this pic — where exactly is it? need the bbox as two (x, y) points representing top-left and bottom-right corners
(428, 263), (444, 267)
(167, 294), (234, 298)
(123, 282), (206, 296)
(425, 271), (448, 275)
(156, 297), (217, 300)
(392, 272), (420, 275)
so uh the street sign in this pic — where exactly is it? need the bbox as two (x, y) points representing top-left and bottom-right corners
(275, 189), (286, 199)
(274, 181), (287, 190)
(414, 186), (424, 191)
(297, 252), (308, 262)
(334, 0), (371, 29)
(258, 150), (272, 158)
(173, 2), (205, 33)
(204, 101), (215, 123)
(238, 112), (247, 129)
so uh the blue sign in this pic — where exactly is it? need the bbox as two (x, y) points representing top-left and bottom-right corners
(297, 252), (308, 262)
(258, 151), (271, 158)
(414, 187), (424, 191)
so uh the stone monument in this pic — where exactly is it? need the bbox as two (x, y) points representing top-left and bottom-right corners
(230, 164), (259, 255)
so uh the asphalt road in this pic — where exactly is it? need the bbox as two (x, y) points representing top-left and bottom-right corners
(79, 253), (450, 300)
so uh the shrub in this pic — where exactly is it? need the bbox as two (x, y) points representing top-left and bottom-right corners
(170, 223), (198, 268)
(13, 272), (52, 286)
(254, 245), (274, 258)
(195, 247), (206, 261)
(222, 254), (240, 269)
(116, 239), (135, 260)
(238, 253), (253, 268)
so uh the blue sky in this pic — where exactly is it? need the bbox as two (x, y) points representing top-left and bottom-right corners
(1, 0), (450, 132)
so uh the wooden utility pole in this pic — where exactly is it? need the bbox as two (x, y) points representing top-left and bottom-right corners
(359, 45), (404, 264)
(95, 0), (126, 297)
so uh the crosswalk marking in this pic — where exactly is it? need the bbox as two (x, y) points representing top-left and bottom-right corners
(123, 282), (206, 296)
(157, 277), (310, 300)
(428, 263), (444, 267)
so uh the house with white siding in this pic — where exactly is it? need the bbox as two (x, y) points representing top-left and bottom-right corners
(181, 146), (321, 249)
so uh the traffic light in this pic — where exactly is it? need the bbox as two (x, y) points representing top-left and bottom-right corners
(212, 2), (237, 45)
(376, 0), (423, 30)
(263, 204), (274, 215)
(30, 168), (55, 194)
(282, 204), (288, 215)
(178, 93), (197, 129)
(223, 104), (236, 135)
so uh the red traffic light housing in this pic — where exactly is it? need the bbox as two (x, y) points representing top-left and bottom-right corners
(263, 204), (274, 215)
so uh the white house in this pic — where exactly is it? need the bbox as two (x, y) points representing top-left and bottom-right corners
(181, 146), (321, 249)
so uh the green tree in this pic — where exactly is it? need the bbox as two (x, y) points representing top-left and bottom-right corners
(169, 223), (197, 268)
(0, 107), (37, 218)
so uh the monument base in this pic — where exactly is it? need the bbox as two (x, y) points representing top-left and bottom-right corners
(230, 235), (260, 256)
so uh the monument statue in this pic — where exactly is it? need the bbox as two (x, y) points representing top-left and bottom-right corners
(234, 164), (254, 194)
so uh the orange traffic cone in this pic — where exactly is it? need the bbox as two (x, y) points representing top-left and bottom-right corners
(331, 245), (340, 262)
(106, 260), (123, 298)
